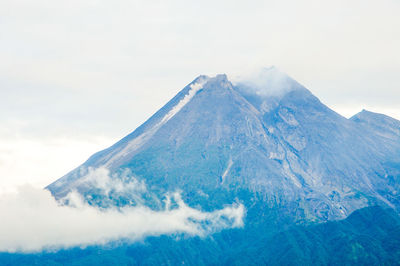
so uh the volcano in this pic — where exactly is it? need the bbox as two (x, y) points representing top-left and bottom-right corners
(47, 67), (400, 223)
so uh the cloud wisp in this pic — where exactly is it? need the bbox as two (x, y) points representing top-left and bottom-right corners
(0, 169), (244, 253)
(231, 66), (303, 98)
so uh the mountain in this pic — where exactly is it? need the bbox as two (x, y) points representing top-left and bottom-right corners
(47, 67), (400, 223)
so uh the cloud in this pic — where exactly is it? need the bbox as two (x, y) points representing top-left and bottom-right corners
(73, 167), (147, 198)
(0, 170), (245, 253)
(231, 66), (302, 98)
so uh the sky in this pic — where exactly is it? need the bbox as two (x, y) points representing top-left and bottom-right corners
(1, 0), (400, 190)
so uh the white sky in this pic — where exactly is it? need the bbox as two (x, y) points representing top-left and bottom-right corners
(0, 0), (399, 190)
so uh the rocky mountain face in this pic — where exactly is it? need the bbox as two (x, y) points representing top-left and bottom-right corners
(47, 67), (400, 224)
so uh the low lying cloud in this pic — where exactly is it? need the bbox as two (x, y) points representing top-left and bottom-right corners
(0, 172), (244, 253)
(71, 167), (148, 203)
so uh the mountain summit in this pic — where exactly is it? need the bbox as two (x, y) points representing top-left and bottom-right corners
(47, 68), (400, 223)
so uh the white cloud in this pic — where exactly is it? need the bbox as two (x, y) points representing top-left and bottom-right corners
(76, 167), (147, 196)
(0, 180), (244, 253)
(231, 66), (302, 97)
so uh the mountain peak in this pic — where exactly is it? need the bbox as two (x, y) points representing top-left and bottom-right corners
(352, 109), (399, 122)
(351, 109), (400, 140)
(214, 73), (229, 81)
